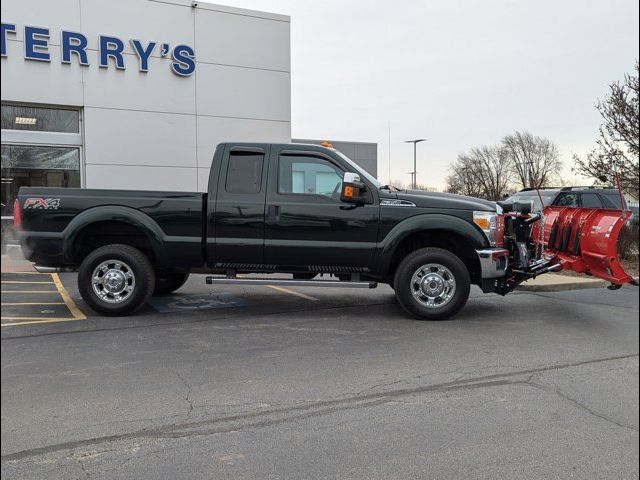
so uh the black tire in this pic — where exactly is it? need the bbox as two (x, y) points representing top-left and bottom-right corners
(78, 244), (155, 316)
(154, 271), (189, 295)
(394, 247), (470, 320)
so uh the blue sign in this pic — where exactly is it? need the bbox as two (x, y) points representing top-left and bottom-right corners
(1, 23), (195, 76)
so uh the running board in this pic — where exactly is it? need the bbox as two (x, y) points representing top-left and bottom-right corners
(33, 265), (76, 273)
(205, 276), (377, 289)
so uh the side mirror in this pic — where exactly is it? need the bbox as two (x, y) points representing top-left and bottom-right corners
(340, 172), (366, 204)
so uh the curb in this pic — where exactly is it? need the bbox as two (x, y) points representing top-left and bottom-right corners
(516, 275), (639, 293)
(516, 280), (608, 293)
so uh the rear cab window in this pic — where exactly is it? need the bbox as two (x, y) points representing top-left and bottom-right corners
(226, 150), (265, 194)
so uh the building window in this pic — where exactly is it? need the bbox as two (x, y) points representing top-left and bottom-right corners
(1, 103), (82, 249)
(1, 144), (81, 188)
(1, 104), (80, 133)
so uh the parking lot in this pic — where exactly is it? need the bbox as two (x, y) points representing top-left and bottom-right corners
(1, 272), (86, 327)
(1, 270), (638, 479)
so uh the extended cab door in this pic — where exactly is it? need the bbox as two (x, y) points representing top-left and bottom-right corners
(206, 144), (269, 268)
(263, 146), (380, 273)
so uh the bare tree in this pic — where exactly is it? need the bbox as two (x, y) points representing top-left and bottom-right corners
(471, 145), (514, 200)
(445, 156), (485, 198)
(389, 179), (408, 190)
(388, 180), (439, 192)
(573, 61), (639, 198)
(445, 145), (512, 200)
(502, 131), (561, 189)
(413, 183), (439, 192)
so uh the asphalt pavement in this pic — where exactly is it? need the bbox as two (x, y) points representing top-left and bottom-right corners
(1, 272), (638, 479)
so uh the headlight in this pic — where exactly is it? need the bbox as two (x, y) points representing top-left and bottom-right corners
(473, 211), (504, 246)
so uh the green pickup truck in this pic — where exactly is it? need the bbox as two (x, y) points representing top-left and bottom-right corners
(15, 142), (631, 319)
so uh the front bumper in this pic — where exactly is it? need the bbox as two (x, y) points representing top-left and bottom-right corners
(476, 248), (509, 279)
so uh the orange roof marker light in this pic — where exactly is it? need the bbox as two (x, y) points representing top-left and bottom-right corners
(320, 141), (333, 148)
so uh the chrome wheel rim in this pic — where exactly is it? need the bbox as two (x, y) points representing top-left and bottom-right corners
(410, 263), (456, 308)
(91, 260), (135, 303)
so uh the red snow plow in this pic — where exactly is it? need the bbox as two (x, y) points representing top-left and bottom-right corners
(494, 199), (637, 294)
(539, 206), (634, 286)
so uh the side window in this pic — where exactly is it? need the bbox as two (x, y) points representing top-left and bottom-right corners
(554, 193), (579, 207)
(278, 155), (343, 198)
(602, 193), (623, 209)
(225, 150), (264, 194)
(581, 193), (603, 208)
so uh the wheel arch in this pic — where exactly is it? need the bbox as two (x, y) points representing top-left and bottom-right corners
(377, 214), (488, 283)
(63, 206), (168, 265)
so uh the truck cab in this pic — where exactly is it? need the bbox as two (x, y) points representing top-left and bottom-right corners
(208, 143), (382, 274)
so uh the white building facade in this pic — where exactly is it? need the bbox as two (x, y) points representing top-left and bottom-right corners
(0, 0), (291, 216)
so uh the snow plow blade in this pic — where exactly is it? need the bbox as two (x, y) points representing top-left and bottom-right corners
(538, 206), (634, 285)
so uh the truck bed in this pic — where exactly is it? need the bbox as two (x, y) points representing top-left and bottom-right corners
(17, 187), (206, 268)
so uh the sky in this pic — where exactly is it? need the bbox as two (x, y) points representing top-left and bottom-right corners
(218, 0), (639, 189)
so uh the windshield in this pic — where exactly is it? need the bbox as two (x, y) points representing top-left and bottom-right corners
(332, 150), (382, 189)
(506, 192), (557, 212)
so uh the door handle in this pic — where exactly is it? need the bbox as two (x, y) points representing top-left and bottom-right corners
(268, 204), (281, 223)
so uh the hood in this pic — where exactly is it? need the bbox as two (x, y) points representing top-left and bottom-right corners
(389, 190), (496, 212)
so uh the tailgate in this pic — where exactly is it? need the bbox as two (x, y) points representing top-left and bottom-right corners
(537, 206), (634, 285)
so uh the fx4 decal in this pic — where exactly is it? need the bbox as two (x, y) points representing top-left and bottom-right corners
(24, 198), (61, 210)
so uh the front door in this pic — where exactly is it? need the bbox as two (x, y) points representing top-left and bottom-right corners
(264, 147), (379, 273)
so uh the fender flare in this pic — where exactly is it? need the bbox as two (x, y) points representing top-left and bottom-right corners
(62, 206), (168, 264)
(375, 213), (489, 276)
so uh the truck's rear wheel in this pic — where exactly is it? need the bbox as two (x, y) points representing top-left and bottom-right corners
(78, 244), (155, 316)
(394, 247), (470, 320)
(154, 270), (189, 295)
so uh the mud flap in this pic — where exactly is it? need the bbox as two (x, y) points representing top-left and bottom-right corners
(537, 206), (634, 285)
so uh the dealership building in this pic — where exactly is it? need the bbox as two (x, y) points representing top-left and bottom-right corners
(1, 0), (291, 202)
(1, 0), (377, 228)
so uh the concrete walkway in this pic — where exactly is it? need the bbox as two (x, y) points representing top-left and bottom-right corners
(516, 273), (611, 292)
(0, 255), (36, 273)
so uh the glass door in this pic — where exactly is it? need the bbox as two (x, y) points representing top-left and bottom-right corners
(1, 104), (82, 250)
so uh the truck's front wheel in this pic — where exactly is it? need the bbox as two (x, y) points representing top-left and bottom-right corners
(394, 247), (470, 320)
(78, 244), (155, 316)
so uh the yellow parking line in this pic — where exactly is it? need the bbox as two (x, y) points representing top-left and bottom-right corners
(52, 273), (86, 320)
(267, 285), (319, 301)
(0, 274), (87, 327)
(1, 302), (66, 306)
(1, 280), (55, 284)
(1, 317), (85, 327)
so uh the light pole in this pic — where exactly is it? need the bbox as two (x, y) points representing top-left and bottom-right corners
(404, 139), (426, 189)
(406, 172), (415, 186)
